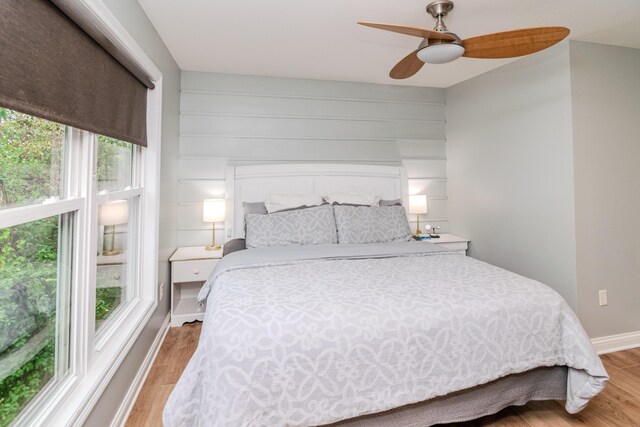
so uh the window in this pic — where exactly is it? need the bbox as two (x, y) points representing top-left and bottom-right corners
(0, 215), (72, 425)
(0, 1), (161, 423)
(0, 110), (65, 209)
(0, 106), (156, 425)
(0, 110), (73, 424)
(95, 137), (141, 332)
(96, 136), (134, 193)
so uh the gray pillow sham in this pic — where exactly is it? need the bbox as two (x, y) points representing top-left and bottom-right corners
(242, 201), (268, 216)
(333, 205), (412, 244)
(379, 198), (402, 206)
(245, 204), (337, 248)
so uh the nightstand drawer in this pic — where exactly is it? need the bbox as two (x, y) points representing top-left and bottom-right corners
(172, 259), (218, 283)
(436, 242), (468, 252)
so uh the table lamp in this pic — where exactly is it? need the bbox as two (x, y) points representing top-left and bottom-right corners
(203, 198), (225, 250)
(409, 194), (428, 235)
(99, 200), (128, 256)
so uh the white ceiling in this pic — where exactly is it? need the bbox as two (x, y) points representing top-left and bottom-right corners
(138, 0), (640, 88)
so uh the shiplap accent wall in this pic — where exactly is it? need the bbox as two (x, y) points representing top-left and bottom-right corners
(178, 72), (448, 246)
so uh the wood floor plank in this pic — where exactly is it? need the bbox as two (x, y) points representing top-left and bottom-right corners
(126, 324), (640, 427)
(126, 366), (166, 426)
(587, 397), (640, 427)
(143, 384), (174, 427)
(126, 324), (202, 426)
(587, 380), (635, 407)
(600, 349), (640, 370)
(606, 365), (640, 397)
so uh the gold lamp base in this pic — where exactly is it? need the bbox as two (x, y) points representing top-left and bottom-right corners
(102, 225), (121, 256)
(414, 214), (423, 236)
(102, 249), (121, 256)
(205, 221), (222, 251)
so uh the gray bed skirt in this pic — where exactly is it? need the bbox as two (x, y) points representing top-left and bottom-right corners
(325, 366), (568, 427)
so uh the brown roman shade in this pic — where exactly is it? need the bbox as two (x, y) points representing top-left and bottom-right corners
(0, 0), (152, 146)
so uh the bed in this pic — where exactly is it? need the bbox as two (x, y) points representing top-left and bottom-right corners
(163, 164), (607, 426)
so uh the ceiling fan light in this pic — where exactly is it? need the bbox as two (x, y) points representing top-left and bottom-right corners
(417, 43), (465, 64)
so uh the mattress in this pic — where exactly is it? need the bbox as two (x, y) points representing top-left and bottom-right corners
(163, 242), (607, 426)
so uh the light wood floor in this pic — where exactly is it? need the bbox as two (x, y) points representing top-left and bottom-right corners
(126, 323), (640, 426)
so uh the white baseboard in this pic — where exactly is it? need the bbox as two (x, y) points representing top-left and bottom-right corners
(591, 330), (640, 354)
(110, 313), (171, 427)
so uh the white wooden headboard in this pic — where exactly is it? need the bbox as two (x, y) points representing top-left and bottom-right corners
(224, 164), (408, 240)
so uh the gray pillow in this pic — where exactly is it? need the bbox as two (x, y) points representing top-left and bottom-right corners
(243, 201), (267, 215)
(379, 199), (402, 206)
(245, 204), (337, 248)
(333, 205), (412, 244)
(222, 238), (246, 257)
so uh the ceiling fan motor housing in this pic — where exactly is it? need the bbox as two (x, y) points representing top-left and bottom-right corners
(418, 0), (465, 64)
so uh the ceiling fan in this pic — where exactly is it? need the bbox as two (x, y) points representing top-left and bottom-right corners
(358, 0), (570, 79)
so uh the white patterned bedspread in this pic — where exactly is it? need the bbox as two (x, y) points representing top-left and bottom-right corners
(163, 242), (607, 427)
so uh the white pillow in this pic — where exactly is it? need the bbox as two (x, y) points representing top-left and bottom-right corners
(324, 192), (380, 206)
(264, 193), (323, 213)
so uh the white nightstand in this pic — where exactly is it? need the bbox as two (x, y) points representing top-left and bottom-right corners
(169, 246), (223, 327)
(429, 233), (470, 255)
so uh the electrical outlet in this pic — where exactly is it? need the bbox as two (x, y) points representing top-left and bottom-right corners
(159, 282), (165, 300)
(598, 289), (608, 307)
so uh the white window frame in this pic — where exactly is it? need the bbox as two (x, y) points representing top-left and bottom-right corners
(1, 0), (164, 425)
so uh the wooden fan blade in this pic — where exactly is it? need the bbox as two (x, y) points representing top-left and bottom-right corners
(358, 21), (455, 41)
(462, 27), (570, 59)
(389, 50), (424, 80)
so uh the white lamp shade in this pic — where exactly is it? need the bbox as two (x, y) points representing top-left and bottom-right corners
(99, 200), (129, 226)
(417, 43), (465, 64)
(203, 199), (225, 223)
(409, 195), (428, 214)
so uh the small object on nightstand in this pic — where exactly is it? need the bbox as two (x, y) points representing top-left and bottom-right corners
(413, 234), (431, 241)
(429, 225), (441, 238)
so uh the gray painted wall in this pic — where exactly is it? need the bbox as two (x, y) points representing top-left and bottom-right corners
(445, 42), (578, 309)
(179, 72), (450, 246)
(84, 0), (180, 424)
(570, 41), (640, 338)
